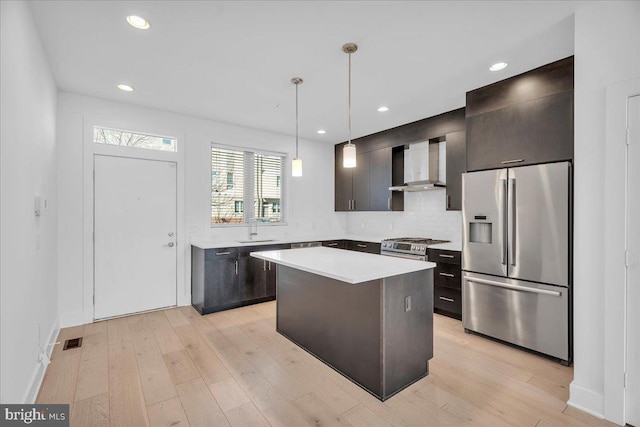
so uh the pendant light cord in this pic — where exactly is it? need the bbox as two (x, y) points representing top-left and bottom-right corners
(348, 51), (352, 144)
(295, 82), (299, 158)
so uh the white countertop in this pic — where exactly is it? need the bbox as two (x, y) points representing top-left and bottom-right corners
(428, 241), (462, 252)
(190, 234), (387, 249)
(250, 246), (436, 284)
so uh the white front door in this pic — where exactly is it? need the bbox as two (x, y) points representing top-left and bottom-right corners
(627, 94), (640, 426)
(94, 155), (177, 320)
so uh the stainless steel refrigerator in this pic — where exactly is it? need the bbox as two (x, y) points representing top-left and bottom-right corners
(462, 161), (571, 364)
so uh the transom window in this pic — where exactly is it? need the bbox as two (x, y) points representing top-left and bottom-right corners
(211, 145), (284, 225)
(94, 126), (177, 152)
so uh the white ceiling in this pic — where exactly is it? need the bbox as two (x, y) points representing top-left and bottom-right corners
(28, 1), (588, 144)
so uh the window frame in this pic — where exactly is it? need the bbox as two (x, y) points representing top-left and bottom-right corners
(210, 143), (287, 227)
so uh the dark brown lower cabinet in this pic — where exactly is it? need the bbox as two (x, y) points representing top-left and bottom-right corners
(192, 244), (290, 315)
(427, 248), (462, 320)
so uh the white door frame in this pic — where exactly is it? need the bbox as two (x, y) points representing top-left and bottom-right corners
(603, 78), (640, 425)
(82, 114), (187, 325)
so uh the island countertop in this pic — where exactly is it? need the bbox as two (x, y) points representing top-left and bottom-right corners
(250, 246), (435, 284)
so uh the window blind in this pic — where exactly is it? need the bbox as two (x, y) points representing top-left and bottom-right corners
(211, 148), (245, 224)
(254, 154), (282, 222)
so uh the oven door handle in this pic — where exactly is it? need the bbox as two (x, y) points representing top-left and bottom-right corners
(464, 275), (562, 297)
(380, 251), (426, 261)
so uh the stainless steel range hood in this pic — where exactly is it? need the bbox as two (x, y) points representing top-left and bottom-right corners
(389, 141), (446, 192)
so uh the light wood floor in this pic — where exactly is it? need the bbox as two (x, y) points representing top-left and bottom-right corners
(37, 302), (615, 427)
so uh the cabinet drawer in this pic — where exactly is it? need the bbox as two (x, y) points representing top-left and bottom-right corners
(205, 248), (238, 260)
(434, 286), (462, 316)
(346, 241), (381, 254)
(322, 240), (346, 249)
(427, 248), (461, 265)
(434, 263), (461, 290)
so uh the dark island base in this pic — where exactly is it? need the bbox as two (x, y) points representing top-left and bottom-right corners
(275, 265), (434, 401)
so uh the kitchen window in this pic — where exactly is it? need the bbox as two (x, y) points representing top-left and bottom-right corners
(211, 145), (285, 225)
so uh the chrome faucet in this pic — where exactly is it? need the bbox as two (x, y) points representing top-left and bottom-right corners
(248, 218), (258, 240)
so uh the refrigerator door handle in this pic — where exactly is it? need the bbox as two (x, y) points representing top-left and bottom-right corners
(500, 177), (508, 265)
(508, 177), (516, 266)
(463, 275), (562, 297)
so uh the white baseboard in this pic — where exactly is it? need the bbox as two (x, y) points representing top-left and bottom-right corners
(22, 317), (60, 403)
(568, 381), (605, 419)
(60, 310), (84, 328)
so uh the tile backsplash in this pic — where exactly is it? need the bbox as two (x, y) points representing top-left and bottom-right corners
(345, 190), (462, 242)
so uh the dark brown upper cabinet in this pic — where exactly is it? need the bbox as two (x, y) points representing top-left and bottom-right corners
(334, 145), (396, 212)
(445, 131), (466, 211)
(466, 56), (574, 172)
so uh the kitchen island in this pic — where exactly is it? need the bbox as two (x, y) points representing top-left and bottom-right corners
(250, 246), (436, 401)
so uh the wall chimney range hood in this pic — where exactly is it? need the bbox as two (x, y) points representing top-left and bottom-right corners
(389, 141), (446, 192)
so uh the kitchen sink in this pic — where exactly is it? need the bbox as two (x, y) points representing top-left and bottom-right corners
(236, 239), (278, 244)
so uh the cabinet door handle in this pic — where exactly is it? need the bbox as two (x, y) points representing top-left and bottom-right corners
(216, 251), (230, 255)
(501, 159), (524, 164)
(328, 243), (338, 247)
(388, 198), (391, 210)
(263, 260), (266, 271)
(352, 200), (356, 210)
(235, 260), (238, 275)
(439, 272), (455, 278)
(357, 244), (368, 248)
(268, 261), (272, 271)
(439, 254), (455, 258)
(439, 296), (455, 303)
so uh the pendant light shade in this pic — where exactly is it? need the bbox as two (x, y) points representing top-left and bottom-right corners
(292, 157), (303, 177)
(291, 77), (303, 177)
(342, 43), (358, 168)
(343, 144), (356, 167)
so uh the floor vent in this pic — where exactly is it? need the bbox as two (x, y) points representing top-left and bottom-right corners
(63, 337), (83, 350)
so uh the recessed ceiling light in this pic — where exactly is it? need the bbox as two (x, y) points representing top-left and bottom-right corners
(126, 15), (150, 30)
(117, 84), (135, 92)
(490, 62), (508, 72)
(377, 106), (389, 112)
(317, 130), (326, 134)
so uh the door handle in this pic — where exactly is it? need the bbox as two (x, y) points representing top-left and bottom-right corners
(168, 242), (175, 247)
(509, 178), (516, 266)
(439, 296), (455, 302)
(263, 260), (266, 271)
(235, 260), (238, 275)
(357, 244), (368, 248)
(388, 198), (391, 210)
(500, 177), (508, 266)
(464, 275), (562, 297)
(439, 272), (455, 277)
(439, 254), (454, 259)
(501, 159), (524, 164)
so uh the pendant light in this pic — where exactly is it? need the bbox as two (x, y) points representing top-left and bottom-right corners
(342, 43), (358, 168)
(291, 77), (303, 177)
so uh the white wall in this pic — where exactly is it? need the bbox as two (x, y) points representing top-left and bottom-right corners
(56, 92), (344, 326)
(0, 0), (59, 403)
(570, 1), (640, 421)
(346, 190), (462, 242)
